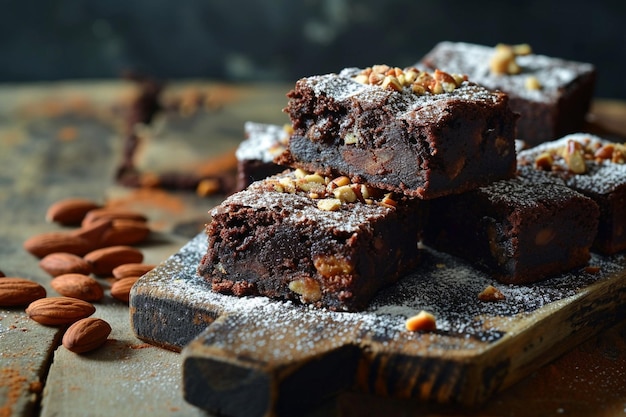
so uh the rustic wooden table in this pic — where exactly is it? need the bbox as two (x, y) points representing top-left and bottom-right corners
(1, 80), (625, 417)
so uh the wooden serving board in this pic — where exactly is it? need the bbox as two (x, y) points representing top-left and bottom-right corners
(130, 233), (626, 417)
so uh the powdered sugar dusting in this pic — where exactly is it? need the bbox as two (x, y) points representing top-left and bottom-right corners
(137, 232), (626, 355)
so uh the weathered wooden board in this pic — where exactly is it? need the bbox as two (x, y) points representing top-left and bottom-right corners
(130, 234), (626, 417)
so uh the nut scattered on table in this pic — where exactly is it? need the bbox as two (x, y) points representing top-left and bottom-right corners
(26, 297), (96, 326)
(45, 197), (102, 226)
(110, 276), (141, 303)
(39, 252), (93, 277)
(0, 277), (47, 307)
(62, 317), (112, 354)
(112, 263), (156, 280)
(50, 273), (104, 302)
(83, 245), (144, 276)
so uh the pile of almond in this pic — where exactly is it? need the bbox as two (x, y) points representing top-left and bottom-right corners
(1, 197), (157, 354)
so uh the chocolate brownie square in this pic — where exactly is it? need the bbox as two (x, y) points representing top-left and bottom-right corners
(235, 122), (290, 191)
(419, 41), (596, 145)
(198, 169), (422, 311)
(518, 133), (626, 254)
(422, 165), (599, 284)
(277, 65), (517, 200)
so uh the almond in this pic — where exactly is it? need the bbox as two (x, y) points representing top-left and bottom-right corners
(51, 273), (104, 302)
(46, 198), (102, 226)
(71, 218), (114, 246)
(99, 219), (150, 247)
(0, 270), (5, 277)
(62, 317), (111, 353)
(0, 278), (47, 306)
(110, 276), (140, 303)
(81, 208), (148, 228)
(26, 297), (95, 326)
(83, 246), (144, 276)
(23, 232), (92, 258)
(39, 252), (93, 277)
(112, 263), (156, 280)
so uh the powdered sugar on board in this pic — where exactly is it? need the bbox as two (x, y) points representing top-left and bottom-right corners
(132, 232), (626, 352)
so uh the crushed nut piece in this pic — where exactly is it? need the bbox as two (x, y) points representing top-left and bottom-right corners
(525, 76), (542, 90)
(478, 285), (506, 302)
(317, 198), (341, 211)
(405, 310), (437, 332)
(490, 43), (532, 76)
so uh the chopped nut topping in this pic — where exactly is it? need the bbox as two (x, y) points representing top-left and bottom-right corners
(490, 43), (533, 76)
(532, 137), (626, 174)
(267, 169), (401, 210)
(405, 310), (437, 332)
(317, 198), (341, 211)
(478, 285), (506, 302)
(525, 76), (542, 90)
(352, 65), (466, 96)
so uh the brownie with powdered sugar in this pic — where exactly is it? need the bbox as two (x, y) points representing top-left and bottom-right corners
(419, 41), (596, 144)
(422, 165), (599, 284)
(198, 169), (422, 312)
(518, 133), (626, 254)
(235, 122), (290, 191)
(277, 65), (517, 200)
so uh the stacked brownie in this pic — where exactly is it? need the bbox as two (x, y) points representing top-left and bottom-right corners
(235, 122), (290, 191)
(199, 169), (423, 312)
(518, 133), (626, 255)
(200, 63), (607, 311)
(419, 41), (596, 146)
(422, 165), (600, 284)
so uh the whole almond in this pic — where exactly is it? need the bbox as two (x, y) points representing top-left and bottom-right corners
(23, 232), (92, 258)
(51, 273), (104, 302)
(110, 276), (140, 303)
(0, 278), (47, 306)
(112, 263), (156, 280)
(82, 208), (148, 228)
(39, 252), (93, 277)
(0, 270), (5, 277)
(62, 317), (111, 353)
(46, 198), (101, 226)
(83, 246), (144, 276)
(99, 219), (150, 247)
(26, 297), (95, 326)
(71, 218), (114, 246)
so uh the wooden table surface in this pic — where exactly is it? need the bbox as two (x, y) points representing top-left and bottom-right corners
(1, 80), (626, 417)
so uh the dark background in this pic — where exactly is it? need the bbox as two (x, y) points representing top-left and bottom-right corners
(1, 0), (625, 99)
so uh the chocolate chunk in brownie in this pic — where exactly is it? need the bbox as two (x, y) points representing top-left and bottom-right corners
(277, 65), (517, 200)
(419, 42), (596, 145)
(518, 133), (626, 254)
(235, 122), (290, 191)
(422, 165), (599, 284)
(198, 169), (423, 311)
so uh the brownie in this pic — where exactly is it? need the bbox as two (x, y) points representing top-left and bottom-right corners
(419, 41), (596, 145)
(518, 133), (626, 254)
(422, 165), (599, 284)
(235, 122), (290, 191)
(277, 65), (518, 200)
(198, 169), (422, 311)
